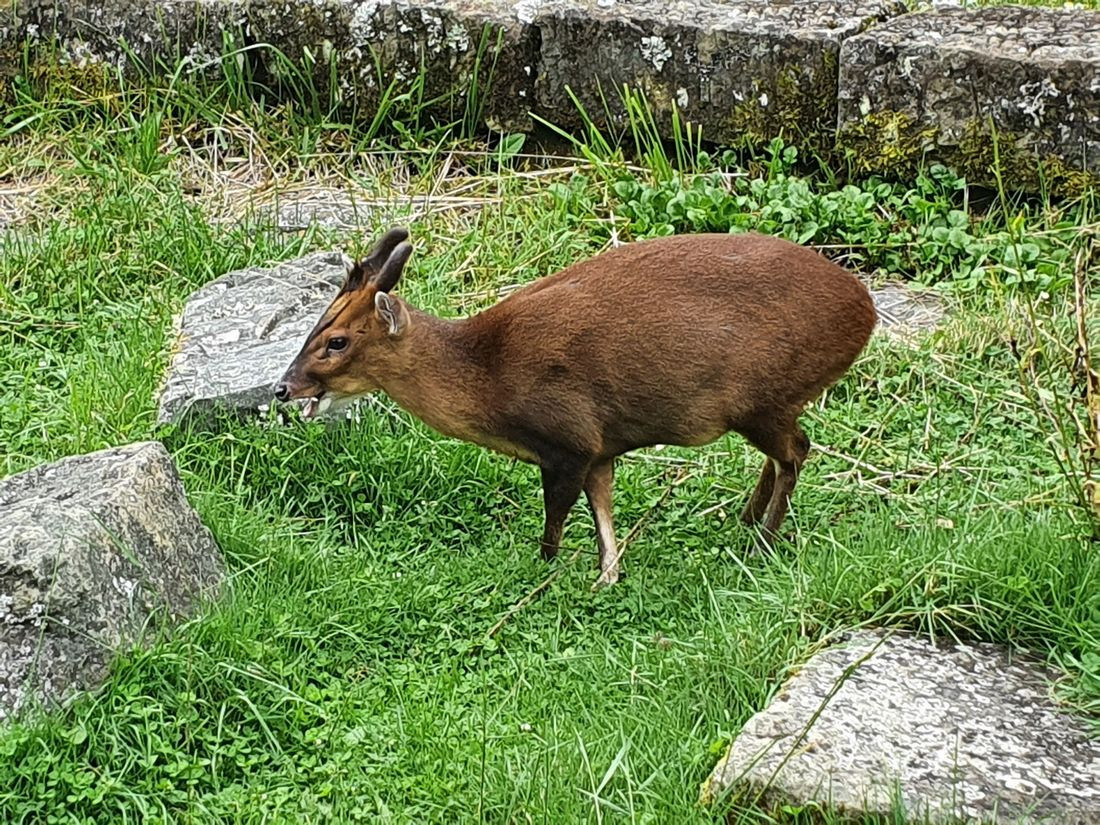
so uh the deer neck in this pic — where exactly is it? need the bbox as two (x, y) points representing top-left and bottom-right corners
(375, 307), (494, 444)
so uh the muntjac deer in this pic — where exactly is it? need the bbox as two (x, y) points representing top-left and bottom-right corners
(275, 227), (876, 589)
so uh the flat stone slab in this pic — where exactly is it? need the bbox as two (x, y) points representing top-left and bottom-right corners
(838, 6), (1100, 193)
(157, 251), (350, 426)
(535, 0), (905, 151)
(275, 191), (377, 232)
(703, 629), (1100, 824)
(0, 442), (223, 719)
(268, 188), (488, 232)
(868, 280), (945, 341)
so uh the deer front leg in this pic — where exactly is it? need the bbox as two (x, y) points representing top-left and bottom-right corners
(584, 459), (620, 589)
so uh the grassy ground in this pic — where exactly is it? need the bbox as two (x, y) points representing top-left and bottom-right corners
(2, 63), (1100, 824)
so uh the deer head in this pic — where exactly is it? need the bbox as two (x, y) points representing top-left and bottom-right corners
(274, 226), (415, 419)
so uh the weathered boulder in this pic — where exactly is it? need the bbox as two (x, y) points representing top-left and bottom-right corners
(837, 6), (1100, 194)
(0, 442), (223, 719)
(157, 251), (349, 426)
(25, 0), (248, 80)
(0, 0), (25, 101)
(248, 0), (538, 133)
(703, 629), (1100, 824)
(534, 0), (905, 152)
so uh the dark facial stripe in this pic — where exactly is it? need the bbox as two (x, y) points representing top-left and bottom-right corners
(303, 294), (353, 348)
(306, 313), (337, 343)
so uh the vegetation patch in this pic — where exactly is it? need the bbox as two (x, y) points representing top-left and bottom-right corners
(838, 111), (1100, 198)
(723, 54), (839, 158)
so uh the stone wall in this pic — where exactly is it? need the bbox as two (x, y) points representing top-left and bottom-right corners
(5, 0), (1099, 193)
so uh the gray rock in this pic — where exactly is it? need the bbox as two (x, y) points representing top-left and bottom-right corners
(27, 0), (248, 80)
(837, 6), (1100, 194)
(275, 190), (377, 232)
(703, 629), (1100, 824)
(248, 0), (539, 133)
(0, 442), (223, 719)
(0, 0), (25, 100)
(268, 186), (488, 231)
(157, 251), (349, 426)
(534, 0), (905, 152)
(869, 280), (946, 342)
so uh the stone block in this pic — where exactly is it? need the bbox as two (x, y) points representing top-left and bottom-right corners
(26, 0), (248, 79)
(838, 6), (1100, 194)
(703, 629), (1100, 824)
(248, 0), (538, 133)
(534, 0), (905, 151)
(157, 251), (350, 426)
(0, 0), (26, 101)
(0, 442), (223, 719)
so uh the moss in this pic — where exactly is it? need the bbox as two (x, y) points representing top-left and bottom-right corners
(26, 57), (119, 110)
(835, 109), (938, 178)
(838, 110), (1098, 197)
(954, 118), (1097, 198)
(721, 52), (839, 156)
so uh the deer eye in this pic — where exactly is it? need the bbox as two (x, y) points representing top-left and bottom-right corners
(327, 336), (348, 353)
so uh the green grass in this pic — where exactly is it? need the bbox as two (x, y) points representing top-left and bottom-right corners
(1, 62), (1100, 824)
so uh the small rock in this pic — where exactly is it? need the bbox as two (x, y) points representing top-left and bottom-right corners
(0, 442), (224, 719)
(702, 629), (1100, 824)
(869, 280), (946, 341)
(157, 252), (350, 426)
(275, 191), (375, 232)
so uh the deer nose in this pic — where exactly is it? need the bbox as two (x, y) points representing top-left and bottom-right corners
(274, 383), (290, 402)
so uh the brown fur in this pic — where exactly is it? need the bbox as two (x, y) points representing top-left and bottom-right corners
(276, 228), (877, 588)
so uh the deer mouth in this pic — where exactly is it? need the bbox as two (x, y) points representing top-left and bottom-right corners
(301, 393), (332, 420)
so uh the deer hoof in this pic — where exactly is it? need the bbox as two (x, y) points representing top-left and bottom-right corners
(591, 568), (621, 591)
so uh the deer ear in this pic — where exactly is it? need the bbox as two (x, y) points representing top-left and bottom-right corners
(374, 291), (409, 336)
(362, 226), (409, 272)
(371, 241), (413, 294)
(340, 227), (409, 294)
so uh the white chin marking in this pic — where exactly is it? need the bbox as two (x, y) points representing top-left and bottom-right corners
(300, 395), (341, 421)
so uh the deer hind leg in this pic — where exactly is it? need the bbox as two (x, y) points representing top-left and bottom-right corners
(742, 419), (810, 550)
(539, 459), (588, 562)
(740, 457), (775, 526)
(584, 459), (619, 589)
